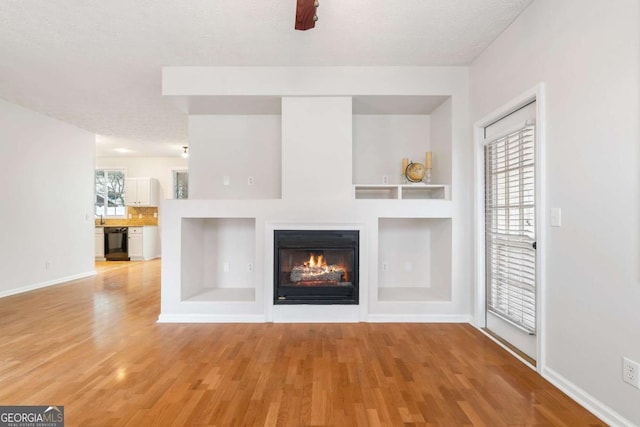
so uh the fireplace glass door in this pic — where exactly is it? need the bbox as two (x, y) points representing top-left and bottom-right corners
(274, 230), (359, 304)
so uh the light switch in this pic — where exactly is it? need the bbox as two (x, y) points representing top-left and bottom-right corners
(223, 176), (230, 186)
(551, 208), (562, 227)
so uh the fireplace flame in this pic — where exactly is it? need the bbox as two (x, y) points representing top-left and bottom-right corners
(304, 254), (326, 268)
(292, 253), (348, 283)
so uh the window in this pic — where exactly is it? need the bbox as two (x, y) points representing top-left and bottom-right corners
(484, 124), (536, 334)
(173, 170), (189, 199)
(95, 169), (126, 217)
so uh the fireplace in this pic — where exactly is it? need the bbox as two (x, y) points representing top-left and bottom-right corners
(274, 230), (359, 305)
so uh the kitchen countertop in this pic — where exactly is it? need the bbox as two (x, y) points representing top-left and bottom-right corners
(95, 224), (158, 228)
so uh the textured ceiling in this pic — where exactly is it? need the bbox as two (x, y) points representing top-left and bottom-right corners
(0, 0), (533, 157)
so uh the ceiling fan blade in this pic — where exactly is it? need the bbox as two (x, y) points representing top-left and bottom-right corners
(295, 0), (317, 31)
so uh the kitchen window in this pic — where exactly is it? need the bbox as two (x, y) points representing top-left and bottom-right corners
(95, 169), (126, 217)
(173, 170), (189, 199)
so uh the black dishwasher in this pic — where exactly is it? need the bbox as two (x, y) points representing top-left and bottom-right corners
(104, 227), (130, 261)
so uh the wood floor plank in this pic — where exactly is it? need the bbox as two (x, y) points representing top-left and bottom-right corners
(0, 260), (605, 426)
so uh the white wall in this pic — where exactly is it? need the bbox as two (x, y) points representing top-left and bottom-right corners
(96, 156), (188, 200)
(188, 115), (281, 199)
(0, 99), (95, 296)
(202, 218), (255, 288)
(470, 0), (640, 424)
(282, 97), (352, 200)
(429, 98), (452, 190)
(353, 115), (430, 185)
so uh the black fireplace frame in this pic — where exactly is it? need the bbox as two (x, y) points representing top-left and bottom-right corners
(274, 230), (359, 305)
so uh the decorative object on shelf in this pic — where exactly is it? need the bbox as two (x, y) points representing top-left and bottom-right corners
(425, 151), (432, 184)
(295, 0), (318, 31)
(401, 158), (409, 184)
(404, 161), (426, 183)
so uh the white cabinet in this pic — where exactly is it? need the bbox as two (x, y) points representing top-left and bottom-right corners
(125, 177), (159, 207)
(128, 226), (160, 261)
(95, 228), (105, 260)
(128, 227), (143, 259)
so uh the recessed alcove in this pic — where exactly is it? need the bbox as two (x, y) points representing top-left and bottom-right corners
(181, 217), (256, 302)
(377, 217), (452, 302)
(352, 95), (452, 194)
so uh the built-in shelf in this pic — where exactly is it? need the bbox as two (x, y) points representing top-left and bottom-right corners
(377, 218), (452, 304)
(181, 217), (256, 303)
(354, 184), (450, 200)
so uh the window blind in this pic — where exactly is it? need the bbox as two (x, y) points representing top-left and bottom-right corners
(484, 125), (536, 334)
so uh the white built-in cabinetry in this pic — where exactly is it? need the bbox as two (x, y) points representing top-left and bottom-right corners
(125, 177), (159, 207)
(128, 226), (160, 261)
(160, 67), (467, 323)
(163, 98), (456, 320)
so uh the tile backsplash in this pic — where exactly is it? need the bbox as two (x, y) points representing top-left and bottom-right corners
(96, 207), (158, 226)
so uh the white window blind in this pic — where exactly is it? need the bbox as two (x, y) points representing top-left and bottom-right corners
(484, 124), (536, 334)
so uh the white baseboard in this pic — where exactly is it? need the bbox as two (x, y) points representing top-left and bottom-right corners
(158, 311), (472, 324)
(542, 366), (635, 427)
(0, 270), (96, 299)
(157, 313), (266, 323)
(367, 314), (472, 323)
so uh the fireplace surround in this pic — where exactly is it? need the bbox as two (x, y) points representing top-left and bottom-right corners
(274, 230), (359, 305)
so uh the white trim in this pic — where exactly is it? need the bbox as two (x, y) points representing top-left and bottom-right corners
(367, 314), (472, 323)
(542, 366), (635, 427)
(0, 271), (97, 299)
(473, 82), (546, 372)
(157, 314), (266, 323)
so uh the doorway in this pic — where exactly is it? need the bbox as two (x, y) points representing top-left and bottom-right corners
(474, 84), (545, 367)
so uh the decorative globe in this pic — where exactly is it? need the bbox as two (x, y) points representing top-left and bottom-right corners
(405, 162), (426, 182)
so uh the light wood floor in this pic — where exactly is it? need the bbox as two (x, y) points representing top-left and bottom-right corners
(0, 260), (604, 426)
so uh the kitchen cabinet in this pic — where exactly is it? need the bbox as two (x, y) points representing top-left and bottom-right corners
(128, 226), (160, 261)
(95, 228), (105, 260)
(125, 177), (159, 207)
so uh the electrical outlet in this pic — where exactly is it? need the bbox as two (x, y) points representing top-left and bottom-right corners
(153, 212), (157, 218)
(382, 175), (389, 184)
(223, 176), (230, 186)
(247, 263), (254, 272)
(138, 214), (142, 219)
(382, 263), (389, 272)
(45, 260), (52, 270)
(247, 176), (255, 186)
(223, 261), (230, 273)
(623, 357), (640, 388)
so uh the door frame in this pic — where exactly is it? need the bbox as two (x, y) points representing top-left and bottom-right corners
(472, 83), (547, 372)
